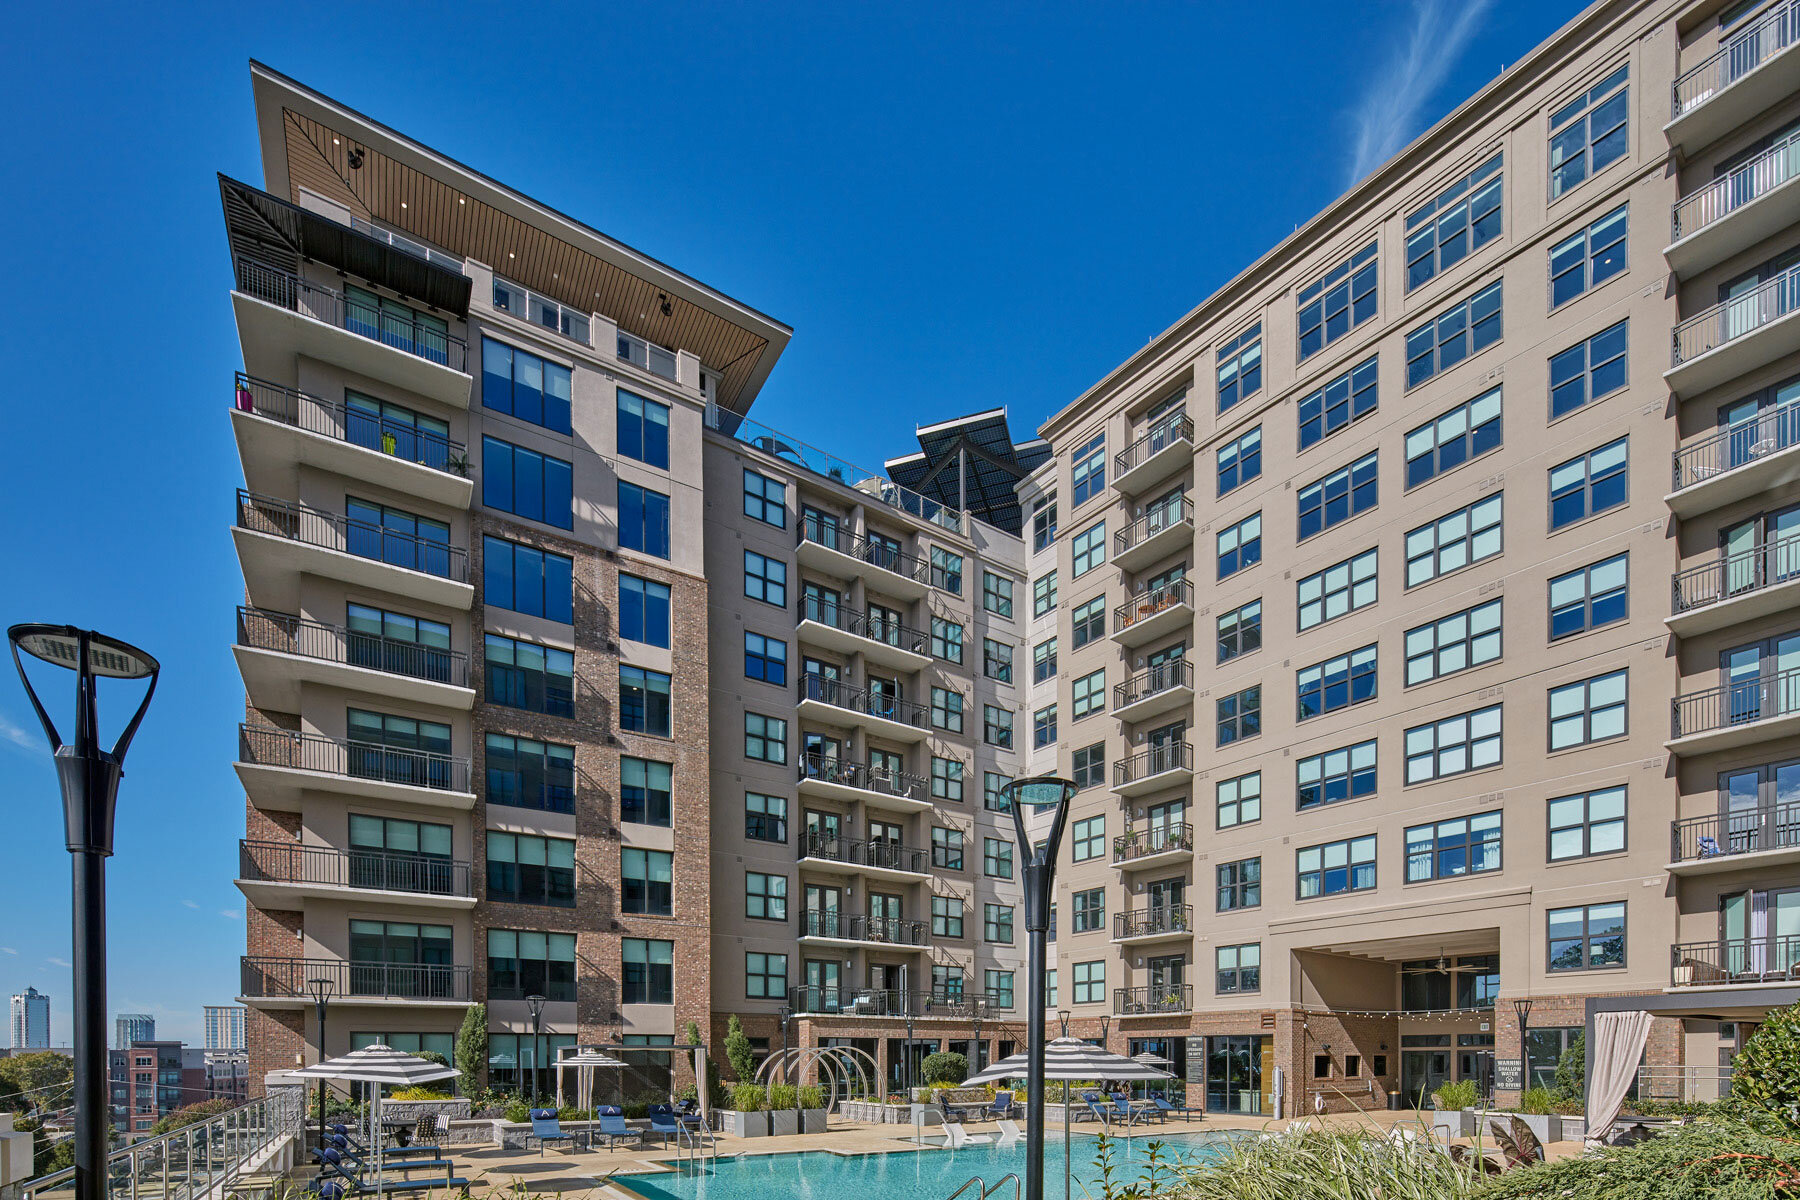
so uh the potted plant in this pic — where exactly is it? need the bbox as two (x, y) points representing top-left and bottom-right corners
(767, 1083), (799, 1136)
(381, 430), (399, 456)
(447, 453), (470, 478)
(720, 1082), (768, 1138)
(798, 1085), (828, 1133)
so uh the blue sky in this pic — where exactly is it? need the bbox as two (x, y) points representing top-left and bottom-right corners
(0, 0), (1574, 1045)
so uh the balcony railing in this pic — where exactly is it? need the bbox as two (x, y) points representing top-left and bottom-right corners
(1672, 535), (1800, 613)
(799, 830), (929, 874)
(798, 596), (929, 654)
(1114, 660), (1193, 709)
(239, 839), (473, 897)
(1671, 802), (1800, 862)
(1116, 498), (1195, 556)
(234, 258), (467, 372)
(1672, 262), (1800, 366)
(799, 672), (929, 728)
(1114, 905), (1194, 940)
(1113, 984), (1193, 1015)
(1671, 935), (1800, 987)
(800, 911), (927, 946)
(616, 329), (679, 382)
(350, 217), (465, 271)
(797, 756), (929, 802)
(238, 724), (471, 793)
(1114, 579), (1193, 632)
(1672, 665), (1800, 737)
(797, 524), (934, 587)
(1113, 823), (1194, 864)
(788, 987), (1004, 1017)
(1672, 127), (1800, 240)
(1672, 400), (1800, 490)
(232, 373), (467, 475)
(240, 956), (471, 1002)
(235, 606), (469, 687)
(235, 490), (468, 582)
(1114, 413), (1194, 478)
(494, 276), (590, 346)
(1672, 0), (1800, 118)
(1114, 742), (1193, 787)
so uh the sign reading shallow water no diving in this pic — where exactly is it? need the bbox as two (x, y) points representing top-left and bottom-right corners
(1494, 1058), (1524, 1091)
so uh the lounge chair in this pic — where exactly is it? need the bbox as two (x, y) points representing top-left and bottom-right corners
(646, 1106), (682, 1146)
(1152, 1096), (1198, 1122)
(1085, 1098), (1121, 1127)
(1118, 1095), (1160, 1125)
(528, 1109), (575, 1156)
(995, 1119), (1022, 1147)
(944, 1123), (992, 1149)
(311, 1148), (468, 1195)
(326, 1125), (440, 1161)
(595, 1107), (644, 1151)
(985, 1093), (1016, 1120)
(316, 1135), (454, 1177)
(936, 1096), (966, 1125)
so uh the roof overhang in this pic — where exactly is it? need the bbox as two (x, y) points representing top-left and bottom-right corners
(884, 407), (1049, 536)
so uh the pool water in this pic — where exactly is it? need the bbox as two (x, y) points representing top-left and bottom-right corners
(611, 1131), (1242, 1200)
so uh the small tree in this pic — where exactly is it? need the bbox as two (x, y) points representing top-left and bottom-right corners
(1733, 1001), (1800, 1128)
(1552, 1033), (1585, 1104)
(921, 1051), (969, 1087)
(455, 1004), (487, 1094)
(724, 1014), (756, 1084)
(0, 1051), (73, 1117)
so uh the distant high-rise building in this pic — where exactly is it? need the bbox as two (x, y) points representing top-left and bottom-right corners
(203, 1006), (245, 1051)
(10, 988), (49, 1049)
(114, 1014), (155, 1049)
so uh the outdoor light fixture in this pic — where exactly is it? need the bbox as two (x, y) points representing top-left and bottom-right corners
(1058, 1010), (1071, 1037)
(1514, 998), (1533, 1088)
(9, 624), (159, 1200)
(1099, 1014), (1111, 1047)
(347, 147), (364, 169)
(307, 976), (337, 1151)
(526, 994), (547, 1101)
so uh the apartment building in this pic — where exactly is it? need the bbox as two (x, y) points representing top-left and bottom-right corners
(9, 989), (49, 1050)
(109, 1041), (204, 1136)
(204, 1006), (247, 1052)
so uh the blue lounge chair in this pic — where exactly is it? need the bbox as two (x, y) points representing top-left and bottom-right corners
(595, 1107), (644, 1151)
(937, 1096), (966, 1125)
(647, 1105), (682, 1145)
(1084, 1097), (1120, 1126)
(529, 1109), (574, 1156)
(311, 1148), (469, 1195)
(1119, 1095), (1161, 1124)
(1152, 1096), (1199, 1122)
(326, 1125), (440, 1160)
(985, 1093), (1015, 1120)
(315, 1135), (454, 1178)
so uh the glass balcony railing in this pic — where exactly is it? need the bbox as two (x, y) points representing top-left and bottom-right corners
(617, 329), (679, 381)
(494, 276), (591, 346)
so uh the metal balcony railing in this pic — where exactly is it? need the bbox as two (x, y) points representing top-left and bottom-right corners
(1671, 935), (1800, 987)
(1672, 127), (1800, 240)
(1671, 802), (1800, 862)
(787, 987), (1003, 1017)
(240, 956), (472, 1002)
(799, 672), (930, 728)
(800, 911), (927, 946)
(798, 595), (929, 654)
(1672, 0), (1800, 118)
(798, 830), (929, 874)
(1114, 579), (1194, 633)
(1672, 400), (1800, 490)
(1672, 263), (1800, 366)
(235, 490), (468, 582)
(1113, 905), (1194, 939)
(1113, 984), (1193, 1015)
(797, 756), (929, 802)
(797, 524), (934, 587)
(234, 258), (467, 372)
(1114, 660), (1194, 709)
(1672, 535), (1800, 613)
(235, 606), (468, 687)
(1116, 497), (1195, 556)
(1113, 823), (1194, 863)
(239, 839), (473, 898)
(1672, 664), (1800, 737)
(238, 723), (471, 793)
(1114, 413), (1194, 478)
(231, 373), (467, 475)
(1114, 742), (1193, 787)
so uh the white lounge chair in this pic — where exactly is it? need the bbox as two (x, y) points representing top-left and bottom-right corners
(995, 1120), (1022, 1147)
(945, 1123), (993, 1148)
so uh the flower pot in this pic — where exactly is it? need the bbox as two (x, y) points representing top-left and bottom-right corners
(720, 1110), (768, 1138)
(769, 1109), (798, 1136)
(801, 1108), (828, 1134)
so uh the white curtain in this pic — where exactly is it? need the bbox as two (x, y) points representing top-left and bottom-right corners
(1585, 1010), (1652, 1142)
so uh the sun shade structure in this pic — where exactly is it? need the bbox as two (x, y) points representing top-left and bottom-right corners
(290, 1043), (459, 1190)
(554, 1048), (628, 1110)
(885, 408), (1051, 535)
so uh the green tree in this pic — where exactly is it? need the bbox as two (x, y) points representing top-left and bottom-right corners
(1553, 1032), (1586, 1104)
(920, 1051), (969, 1086)
(1733, 1001), (1800, 1128)
(0, 1051), (73, 1117)
(454, 1004), (487, 1093)
(724, 1014), (755, 1083)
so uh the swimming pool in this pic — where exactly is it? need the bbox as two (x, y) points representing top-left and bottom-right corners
(610, 1131), (1243, 1200)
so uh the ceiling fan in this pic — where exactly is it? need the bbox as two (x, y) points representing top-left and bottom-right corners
(1401, 949), (1489, 975)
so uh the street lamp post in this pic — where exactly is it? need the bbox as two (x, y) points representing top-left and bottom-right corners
(306, 976), (336, 1150)
(1513, 998), (1533, 1092)
(971, 1000), (983, 1074)
(9, 625), (159, 1200)
(779, 1005), (796, 1127)
(525, 995), (546, 1103)
(1002, 775), (1076, 1200)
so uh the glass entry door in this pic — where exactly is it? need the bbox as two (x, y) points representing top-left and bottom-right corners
(1206, 1035), (1267, 1114)
(1402, 1050), (1451, 1106)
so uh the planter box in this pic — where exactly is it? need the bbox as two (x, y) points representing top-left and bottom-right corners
(720, 1110), (769, 1138)
(801, 1108), (828, 1134)
(1478, 1112), (1563, 1144)
(1429, 1109), (1475, 1138)
(769, 1110), (798, 1136)
(380, 1098), (472, 1125)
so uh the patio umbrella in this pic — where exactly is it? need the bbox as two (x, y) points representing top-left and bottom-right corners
(291, 1043), (460, 1193)
(555, 1048), (627, 1110)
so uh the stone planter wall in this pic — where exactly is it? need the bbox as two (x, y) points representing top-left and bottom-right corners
(802, 1108), (828, 1134)
(379, 1099), (473, 1126)
(840, 1100), (913, 1124)
(719, 1110), (769, 1138)
(1429, 1108), (1475, 1138)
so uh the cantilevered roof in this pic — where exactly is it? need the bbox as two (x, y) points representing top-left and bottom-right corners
(885, 408), (1049, 536)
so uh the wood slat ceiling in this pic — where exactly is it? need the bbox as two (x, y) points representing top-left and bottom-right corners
(280, 109), (769, 411)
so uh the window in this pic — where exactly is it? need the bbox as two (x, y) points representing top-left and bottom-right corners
(1033, 705), (1058, 748)
(485, 733), (574, 812)
(348, 812), (451, 883)
(1071, 522), (1106, 577)
(1046, 969), (1058, 1006)
(1298, 453), (1378, 539)
(1548, 669), (1627, 750)
(618, 575), (672, 647)
(482, 437), (573, 529)
(616, 390), (670, 468)
(1406, 387), (1503, 487)
(986, 970), (1015, 1010)
(1073, 670), (1106, 720)
(1072, 816), (1105, 862)
(618, 481), (671, 559)
(1071, 597), (1106, 649)
(1298, 357), (1378, 450)
(1549, 786), (1627, 861)
(481, 338), (572, 434)
(985, 904), (1015, 944)
(983, 571), (1015, 617)
(984, 639), (1013, 683)
(619, 666), (672, 736)
(487, 832), (576, 906)
(1217, 772), (1261, 828)
(1406, 280), (1503, 387)
(931, 547), (964, 594)
(1072, 888), (1106, 932)
(1547, 902), (1625, 971)
(984, 837), (1014, 879)
(1404, 599), (1502, 685)
(1217, 685), (1262, 745)
(1406, 152), (1503, 290)
(1216, 944), (1260, 994)
(1405, 495), (1503, 586)
(1033, 572), (1059, 617)
(744, 713), (788, 763)
(621, 848), (673, 914)
(1071, 433), (1106, 505)
(1549, 438), (1628, 530)
(622, 938), (674, 1003)
(1549, 65), (1629, 199)
(483, 536), (573, 623)
(1550, 205), (1628, 307)
(930, 618), (964, 663)
(744, 632), (788, 686)
(487, 930), (575, 1000)
(1405, 812), (1502, 882)
(984, 771), (1010, 812)
(1298, 242), (1378, 360)
(931, 756), (965, 802)
(1297, 835), (1378, 898)
(1072, 743), (1106, 789)
(1216, 324), (1263, 412)
(1072, 961), (1105, 1004)
(1032, 494), (1059, 552)
(1033, 639), (1058, 683)
(929, 687), (966, 733)
(742, 470), (786, 528)
(1217, 513), (1262, 579)
(743, 551), (787, 606)
(1218, 427), (1262, 495)
(1550, 320), (1628, 418)
(745, 871), (788, 921)
(1217, 858), (1261, 911)
(984, 705), (1013, 747)
(932, 827), (965, 870)
(1404, 705), (1503, 783)
(1550, 553), (1628, 640)
(484, 634), (574, 717)
(746, 952), (787, 999)
(932, 896), (965, 938)
(620, 757), (672, 826)
(1218, 599), (1262, 662)
(1296, 645), (1377, 720)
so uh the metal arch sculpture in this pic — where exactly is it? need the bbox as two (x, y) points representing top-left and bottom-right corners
(756, 1043), (880, 1104)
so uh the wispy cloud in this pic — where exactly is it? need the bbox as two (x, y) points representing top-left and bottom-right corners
(0, 712), (38, 753)
(47, 957), (69, 968)
(220, 909), (243, 921)
(0, 947), (16, 955)
(1346, 0), (1494, 185)
(181, 900), (200, 909)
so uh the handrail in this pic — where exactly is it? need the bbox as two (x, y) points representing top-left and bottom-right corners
(1114, 659), (1195, 708)
(945, 1178), (986, 1200)
(1116, 497), (1195, 554)
(799, 831), (930, 874)
(1672, 262), (1800, 366)
(798, 756), (930, 802)
(1670, 802), (1800, 862)
(789, 986), (1003, 1016)
(1114, 578), (1194, 632)
(1671, 663), (1800, 737)
(1113, 823), (1195, 862)
(1113, 984), (1194, 1015)
(240, 956), (473, 1001)
(1114, 905), (1195, 939)
(1672, 127), (1800, 239)
(800, 911), (928, 946)
(799, 672), (931, 727)
(234, 257), (467, 372)
(797, 524), (936, 586)
(1671, 934), (1800, 987)
(235, 490), (469, 583)
(239, 838), (474, 898)
(1114, 413), (1195, 478)
(238, 723), (472, 793)
(1114, 742), (1194, 787)
(232, 373), (467, 475)
(798, 596), (929, 654)
(983, 1175), (1022, 1200)
(1672, 0), (1800, 118)
(236, 606), (469, 687)
(1671, 534), (1800, 612)
(1672, 399), (1800, 490)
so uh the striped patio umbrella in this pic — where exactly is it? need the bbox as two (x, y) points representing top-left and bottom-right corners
(291, 1043), (460, 1190)
(555, 1048), (628, 1110)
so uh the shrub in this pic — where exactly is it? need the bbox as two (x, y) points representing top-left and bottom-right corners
(1553, 1032), (1585, 1104)
(1479, 1115), (1800, 1200)
(798, 1085), (825, 1110)
(502, 1100), (530, 1124)
(768, 1083), (797, 1110)
(729, 1082), (766, 1112)
(621, 1102), (650, 1120)
(148, 1099), (232, 1137)
(724, 1014), (755, 1083)
(1517, 1087), (1556, 1116)
(556, 1106), (592, 1121)
(389, 1086), (453, 1101)
(920, 1051), (969, 1086)
(1167, 1127), (1488, 1199)
(455, 1004), (487, 1093)
(1434, 1079), (1479, 1110)
(1732, 1001), (1800, 1128)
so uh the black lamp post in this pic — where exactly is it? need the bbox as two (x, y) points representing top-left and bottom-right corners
(306, 976), (336, 1149)
(1513, 998), (1533, 1090)
(1002, 775), (1076, 1200)
(779, 1005), (796, 1126)
(971, 999), (983, 1073)
(9, 624), (159, 1200)
(525, 994), (546, 1103)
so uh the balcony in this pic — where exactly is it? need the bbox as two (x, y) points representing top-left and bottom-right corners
(1669, 665), (1800, 755)
(233, 490), (473, 613)
(1667, 263), (1800, 399)
(1112, 742), (1194, 798)
(797, 673), (931, 743)
(795, 599), (930, 672)
(798, 911), (928, 950)
(237, 839), (474, 908)
(1113, 414), (1194, 498)
(1112, 905), (1194, 944)
(1113, 984), (1192, 1017)
(1114, 498), (1195, 573)
(797, 757), (932, 813)
(1668, 401), (1800, 517)
(1668, 536), (1800, 637)
(230, 374), (472, 509)
(234, 607), (473, 712)
(236, 724), (475, 813)
(1669, 803), (1800, 875)
(1112, 660), (1195, 725)
(798, 830), (932, 882)
(231, 259), (471, 409)
(1112, 823), (1195, 870)
(1667, 129), (1800, 278)
(240, 957), (472, 1007)
(1666, 0), (1800, 155)
(794, 526), (934, 599)
(1111, 579), (1194, 649)
(1671, 936), (1800, 989)
(788, 987), (1002, 1018)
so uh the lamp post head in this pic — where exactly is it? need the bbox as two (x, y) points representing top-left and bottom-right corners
(305, 976), (336, 1010)
(525, 993), (546, 1025)
(779, 1006), (792, 1029)
(1000, 775), (1078, 812)
(1057, 1010), (1070, 1038)
(1512, 998), (1532, 1029)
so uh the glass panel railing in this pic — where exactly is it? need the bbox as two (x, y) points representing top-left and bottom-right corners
(494, 276), (591, 346)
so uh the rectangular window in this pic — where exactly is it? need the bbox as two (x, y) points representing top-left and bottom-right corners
(984, 772), (1010, 812)
(1404, 811), (1502, 882)
(984, 704), (1013, 748)
(1406, 280), (1503, 388)
(743, 551), (787, 607)
(482, 437), (573, 529)
(486, 929), (576, 1000)
(1072, 743), (1106, 789)
(744, 713), (788, 763)
(1549, 320), (1628, 419)
(1296, 835), (1378, 898)
(1298, 357), (1378, 450)
(1073, 669), (1106, 720)
(1549, 438), (1628, 530)
(931, 618), (965, 663)
(619, 666), (672, 736)
(931, 686), (966, 733)
(1404, 598), (1502, 685)
(1033, 572), (1059, 617)
(1216, 323), (1263, 412)
(742, 470), (787, 528)
(618, 574), (672, 648)
(1548, 786), (1626, 861)
(983, 571), (1015, 617)
(1071, 522), (1106, 577)
(984, 903), (1015, 944)
(1072, 816), (1105, 862)
(1071, 433), (1106, 506)
(622, 938), (674, 1003)
(1072, 960), (1105, 1004)
(620, 757), (672, 826)
(1217, 857), (1261, 911)
(1071, 597), (1106, 649)
(1406, 151), (1503, 290)
(984, 639), (1013, 683)
(1033, 638), (1058, 683)
(746, 952), (787, 1000)
(744, 632), (788, 686)
(931, 757), (965, 802)
(485, 733), (574, 813)
(1216, 944), (1260, 994)
(1046, 969), (1058, 1006)
(1298, 452), (1378, 540)
(1218, 427), (1262, 495)
(1550, 205), (1628, 307)
(1548, 669), (1628, 750)
(745, 792), (787, 842)
(1297, 645), (1378, 720)
(481, 338), (572, 434)
(1217, 513), (1262, 579)
(1299, 747), (1374, 814)
(484, 634), (574, 717)
(745, 871), (788, 921)
(485, 832), (576, 907)
(1033, 705), (1058, 749)
(1298, 241), (1378, 360)
(1406, 387), (1502, 487)
(1547, 902), (1626, 971)
(483, 535), (573, 623)
(1405, 494), (1503, 586)
(1218, 599), (1262, 662)
(1404, 705), (1503, 783)
(618, 481), (671, 559)
(1297, 548), (1378, 631)
(1072, 887), (1106, 932)
(1217, 771), (1261, 828)
(1032, 495), (1059, 552)
(622, 848), (674, 914)
(932, 896), (965, 938)
(984, 837), (1014, 879)
(931, 547), (964, 595)
(1549, 65), (1629, 199)
(986, 969), (1015, 1009)
(616, 389), (670, 469)
(1217, 684), (1262, 745)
